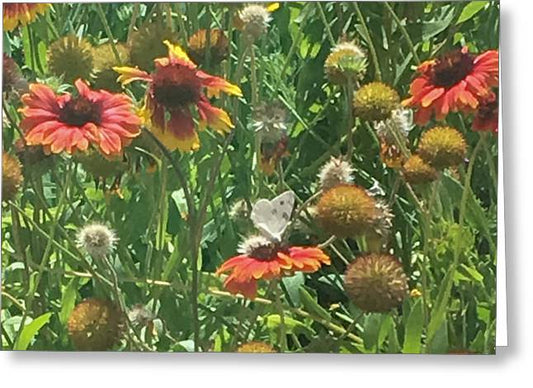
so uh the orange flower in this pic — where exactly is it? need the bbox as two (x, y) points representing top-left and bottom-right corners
(403, 47), (498, 125)
(114, 41), (242, 152)
(216, 235), (330, 299)
(472, 91), (498, 133)
(3, 3), (49, 31)
(20, 79), (141, 155)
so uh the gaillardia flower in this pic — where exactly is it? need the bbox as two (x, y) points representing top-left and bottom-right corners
(473, 91), (498, 133)
(187, 28), (229, 67)
(324, 41), (367, 84)
(216, 235), (330, 299)
(402, 154), (438, 185)
(316, 184), (390, 239)
(3, 3), (49, 31)
(354, 82), (401, 122)
(92, 43), (129, 92)
(404, 47), (499, 125)
(317, 156), (354, 191)
(48, 35), (94, 84)
(2, 152), (24, 203)
(68, 298), (123, 351)
(20, 79), (140, 155)
(418, 126), (466, 169)
(236, 3), (280, 43)
(76, 222), (118, 258)
(237, 341), (276, 353)
(344, 253), (408, 313)
(115, 41), (242, 151)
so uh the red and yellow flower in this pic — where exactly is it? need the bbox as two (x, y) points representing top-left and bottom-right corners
(20, 79), (141, 155)
(216, 235), (330, 299)
(3, 3), (49, 31)
(403, 47), (499, 125)
(114, 41), (242, 152)
(472, 91), (498, 133)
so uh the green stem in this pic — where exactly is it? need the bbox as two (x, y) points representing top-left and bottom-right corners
(274, 279), (288, 352)
(95, 3), (122, 63)
(353, 2), (382, 81)
(345, 78), (355, 157)
(316, 2), (336, 46)
(384, 2), (421, 65)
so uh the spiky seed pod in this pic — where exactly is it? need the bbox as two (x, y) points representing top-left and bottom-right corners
(252, 101), (289, 143)
(187, 28), (229, 67)
(237, 4), (273, 43)
(128, 23), (177, 71)
(324, 41), (367, 84)
(92, 43), (129, 92)
(76, 223), (118, 258)
(74, 150), (128, 179)
(402, 154), (438, 184)
(237, 341), (276, 353)
(67, 298), (123, 351)
(344, 253), (408, 313)
(354, 82), (401, 122)
(2, 152), (23, 203)
(48, 35), (94, 83)
(418, 126), (467, 169)
(316, 184), (382, 239)
(14, 139), (54, 177)
(3, 53), (28, 96)
(317, 157), (354, 191)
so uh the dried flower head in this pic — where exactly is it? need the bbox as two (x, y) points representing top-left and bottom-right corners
(237, 3), (279, 43)
(3, 53), (28, 97)
(48, 35), (94, 83)
(187, 28), (229, 66)
(2, 152), (24, 203)
(128, 22), (177, 72)
(344, 253), (408, 313)
(128, 304), (155, 327)
(354, 82), (401, 122)
(252, 100), (289, 143)
(317, 156), (354, 191)
(237, 341), (276, 353)
(402, 154), (438, 185)
(92, 43), (129, 92)
(418, 126), (466, 169)
(324, 41), (367, 84)
(68, 298), (123, 351)
(14, 138), (53, 176)
(77, 223), (118, 258)
(316, 184), (390, 239)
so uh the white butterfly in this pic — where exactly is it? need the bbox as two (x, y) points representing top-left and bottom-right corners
(250, 190), (296, 243)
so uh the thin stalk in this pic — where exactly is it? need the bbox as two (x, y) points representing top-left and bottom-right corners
(353, 2), (382, 81)
(127, 2), (140, 41)
(274, 279), (288, 352)
(345, 78), (355, 157)
(316, 2), (336, 46)
(95, 3), (122, 63)
(384, 2), (421, 65)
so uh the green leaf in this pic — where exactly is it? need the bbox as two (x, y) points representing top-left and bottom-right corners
(299, 287), (331, 322)
(14, 312), (52, 350)
(427, 321), (449, 354)
(59, 278), (79, 325)
(422, 8), (455, 41)
(427, 264), (456, 344)
(456, 1), (488, 25)
(282, 273), (305, 306)
(265, 314), (315, 337)
(402, 299), (424, 353)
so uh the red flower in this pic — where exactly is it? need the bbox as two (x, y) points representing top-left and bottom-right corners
(472, 91), (498, 133)
(403, 47), (499, 125)
(20, 79), (141, 155)
(3, 3), (49, 31)
(114, 41), (241, 152)
(216, 235), (330, 299)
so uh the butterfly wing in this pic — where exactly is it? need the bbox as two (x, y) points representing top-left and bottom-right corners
(250, 190), (295, 242)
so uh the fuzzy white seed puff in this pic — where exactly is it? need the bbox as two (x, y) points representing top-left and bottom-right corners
(238, 5), (272, 42)
(77, 223), (118, 258)
(317, 157), (354, 191)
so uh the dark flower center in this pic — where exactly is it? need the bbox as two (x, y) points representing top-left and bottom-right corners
(250, 243), (288, 261)
(59, 97), (102, 126)
(153, 82), (201, 109)
(430, 50), (475, 88)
